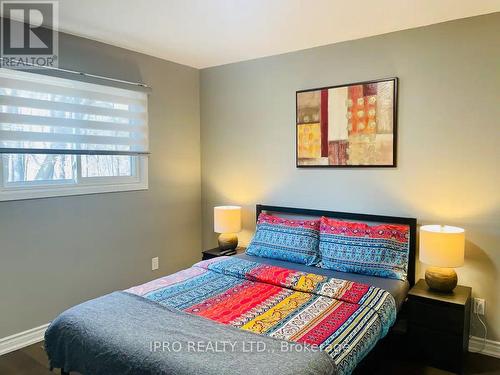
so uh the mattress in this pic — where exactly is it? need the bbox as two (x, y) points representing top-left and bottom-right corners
(46, 255), (400, 375)
(235, 253), (409, 310)
(45, 291), (335, 375)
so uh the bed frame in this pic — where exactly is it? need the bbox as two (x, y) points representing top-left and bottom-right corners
(60, 204), (416, 375)
(256, 204), (418, 286)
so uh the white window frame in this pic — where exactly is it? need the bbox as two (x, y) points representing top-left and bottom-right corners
(0, 68), (149, 202)
(0, 155), (148, 201)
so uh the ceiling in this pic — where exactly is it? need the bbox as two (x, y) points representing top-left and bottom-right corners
(14, 0), (500, 68)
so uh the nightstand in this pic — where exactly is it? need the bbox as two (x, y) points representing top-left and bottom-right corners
(202, 247), (246, 260)
(407, 279), (471, 374)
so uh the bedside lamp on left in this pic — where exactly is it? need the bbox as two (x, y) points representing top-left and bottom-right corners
(214, 206), (241, 255)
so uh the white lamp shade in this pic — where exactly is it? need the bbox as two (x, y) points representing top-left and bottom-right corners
(419, 225), (465, 268)
(214, 206), (241, 234)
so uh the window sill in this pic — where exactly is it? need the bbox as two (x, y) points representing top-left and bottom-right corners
(0, 180), (148, 202)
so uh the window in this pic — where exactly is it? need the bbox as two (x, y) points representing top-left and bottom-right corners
(0, 68), (148, 201)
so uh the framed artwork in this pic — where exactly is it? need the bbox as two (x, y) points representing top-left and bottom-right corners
(296, 78), (398, 168)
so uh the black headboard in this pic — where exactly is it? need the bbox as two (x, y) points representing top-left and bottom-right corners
(256, 204), (417, 286)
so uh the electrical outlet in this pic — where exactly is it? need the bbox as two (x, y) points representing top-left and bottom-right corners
(151, 257), (159, 271)
(473, 298), (485, 315)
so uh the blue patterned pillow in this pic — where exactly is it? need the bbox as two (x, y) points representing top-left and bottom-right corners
(319, 217), (410, 281)
(246, 213), (320, 265)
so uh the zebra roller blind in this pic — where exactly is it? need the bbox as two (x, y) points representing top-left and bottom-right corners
(0, 68), (148, 156)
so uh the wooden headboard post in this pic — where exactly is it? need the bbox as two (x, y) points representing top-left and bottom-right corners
(256, 204), (418, 286)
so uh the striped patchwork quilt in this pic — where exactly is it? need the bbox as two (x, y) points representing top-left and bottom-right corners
(128, 257), (396, 375)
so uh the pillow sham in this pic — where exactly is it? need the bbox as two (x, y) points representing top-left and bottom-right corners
(319, 216), (410, 281)
(246, 213), (320, 265)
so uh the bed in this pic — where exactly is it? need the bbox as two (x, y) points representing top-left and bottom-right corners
(45, 204), (417, 375)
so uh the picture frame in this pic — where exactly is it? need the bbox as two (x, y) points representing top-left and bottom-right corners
(296, 77), (398, 168)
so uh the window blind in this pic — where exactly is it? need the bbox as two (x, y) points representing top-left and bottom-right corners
(0, 68), (149, 156)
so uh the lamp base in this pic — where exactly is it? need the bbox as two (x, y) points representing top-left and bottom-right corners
(218, 233), (238, 251)
(425, 267), (458, 293)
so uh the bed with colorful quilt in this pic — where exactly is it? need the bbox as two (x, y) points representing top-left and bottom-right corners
(45, 205), (417, 375)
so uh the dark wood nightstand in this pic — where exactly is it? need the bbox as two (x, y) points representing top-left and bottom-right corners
(202, 247), (246, 260)
(407, 279), (471, 374)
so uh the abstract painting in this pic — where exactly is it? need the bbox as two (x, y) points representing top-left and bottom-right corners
(296, 78), (397, 167)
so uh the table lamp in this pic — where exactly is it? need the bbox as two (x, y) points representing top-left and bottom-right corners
(214, 206), (242, 254)
(419, 225), (465, 292)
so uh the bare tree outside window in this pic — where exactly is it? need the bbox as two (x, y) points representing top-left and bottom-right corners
(4, 154), (74, 183)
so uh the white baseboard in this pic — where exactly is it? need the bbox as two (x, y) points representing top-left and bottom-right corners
(0, 324), (49, 356)
(469, 335), (500, 358)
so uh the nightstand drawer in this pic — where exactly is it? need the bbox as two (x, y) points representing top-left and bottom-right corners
(407, 280), (471, 374)
(408, 299), (465, 334)
(408, 324), (465, 373)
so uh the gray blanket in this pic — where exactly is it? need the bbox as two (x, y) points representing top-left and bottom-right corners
(45, 291), (336, 375)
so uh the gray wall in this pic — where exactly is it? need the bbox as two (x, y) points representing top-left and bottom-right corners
(0, 33), (201, 337)
(200, 13), (500, 341)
